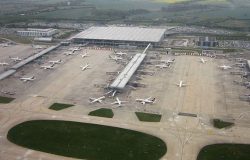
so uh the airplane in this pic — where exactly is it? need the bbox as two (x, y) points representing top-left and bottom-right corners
(32, 45), (43, 49)
(20, 76), (35, 82)
(111, 97), (127, 107)
(155, 64), (169, 69)
(41, 64), (54, 70)
(218, 65), (232, 70)
(65, 51), (75, 56)
(176, 80), (188, 88)
(69, 47), (81, 53)
(1, 90), (15, 95)
(0, 62), (9, 66)
(10, 57), (22, 62)
(109, 55), (123, 61)
(136, 97), (156, 105)
(199, 58), (207, 64)
(49, 59), (62, 64)
(104, 90), (117, 97)
(80, 53), (89, 58)
(160, 58), (175, 64)
(89, 96), (105, 104)
(114, 51), (127, 56)
(80, 63), (90, 71)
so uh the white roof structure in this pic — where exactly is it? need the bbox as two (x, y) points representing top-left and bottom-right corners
(73, 27), (166, 43)
(109, 43), (151, 90)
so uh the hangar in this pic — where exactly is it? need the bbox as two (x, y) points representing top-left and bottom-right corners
(71, 26), (166, 47)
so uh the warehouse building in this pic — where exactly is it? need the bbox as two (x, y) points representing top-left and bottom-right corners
(17, 28), (58, 37)
(71, 26), (166, 47)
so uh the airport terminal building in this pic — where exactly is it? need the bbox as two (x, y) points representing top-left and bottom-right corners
(17, 28), (58, 37)
(71, 26), (166, 47)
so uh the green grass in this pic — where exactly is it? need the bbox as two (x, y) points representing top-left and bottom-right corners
(88, 108), (114, 118)
(7, 120), (167, 160)
(213, 119), (234, 129)
(197, 144), (250, 160)
(49, 103), (74, 111)
(0, 96), (15, 104)
(135, 112), (162, 122)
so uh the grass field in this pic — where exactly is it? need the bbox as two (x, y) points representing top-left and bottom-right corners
(135, 112), (162, 122)
(7, 120), (167, 160)
(49, 103), (74, 111)
(88, 108), (114, 118)
(197, 144), (250, 160)
(0, 96), (15, 104)
(213, 119), (234, 129)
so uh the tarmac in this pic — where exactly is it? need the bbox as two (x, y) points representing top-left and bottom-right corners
(0, 45), (250, 160)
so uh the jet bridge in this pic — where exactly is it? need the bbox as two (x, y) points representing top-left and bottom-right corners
(109, 43), (151, 90)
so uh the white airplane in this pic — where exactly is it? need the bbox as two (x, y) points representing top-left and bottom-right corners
(80, 53), (89, 58)
(89, 96), (105, 104)
(65, 51), (75, 56)
(160, 59), (175, 64)
(136, 97), (156, 105)
(199, 58), (207, 64)
(111, 97), (127, 107)
(69, 47), (81, 53)
(49, 59), (62, 64)
(41, 64), (54, 70)
(114, 51), (127, 56)
(0, 62), (9, 66)
(32, 45), (44, 49)
(1, 43), (10, 47)
(80, 63), (90, 71)
(20, 76), (35, 82)
(10, 57), (22, 62)
(0, 90), (15, 95)
(109, 55), (123, 61)
(176, 80), (187, 87)
(218, 65), (232, 70)
(155, 64), (169, 69)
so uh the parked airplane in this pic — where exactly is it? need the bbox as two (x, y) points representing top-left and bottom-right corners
(10, 57), (22, 62)
(176, 80), (188, 87)
(0, 62), (9, 66)
(155, 64), (169, 69)
(80, 63), (90, 71)
(0, 90), (15, 95)
(41, 64), (54, 70)
(89, 96), (105, 104)
(69, 47), (81, 53)
(20, 76), (35, 82)
(1, 44), (10, 47)
(114, 51), (127, 56)
(32, 45), (44, 49)
(80, 53), (88, 58)
(218, 65), (232, 70)
(199, 58), (207, 64)
(136, 97), (156, 105)
(65, 51), (75, 56)
(109, 55), (122, 61)
(111, 97), (127, 107)
(49, 59), (62, 64)
(160, 58), (175, 64)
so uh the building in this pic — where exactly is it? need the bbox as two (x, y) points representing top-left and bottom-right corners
(71, 26), (166, 47)
(34, 37), (53, 42)
(17, 28), (58, 37)
(197, 36), (219, 48)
